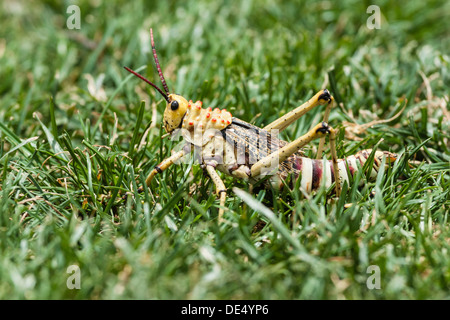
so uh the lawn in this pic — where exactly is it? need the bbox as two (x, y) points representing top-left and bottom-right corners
(0, 0), (449, 299)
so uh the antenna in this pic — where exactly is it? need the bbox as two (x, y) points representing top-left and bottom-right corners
(124, 66), (170, 102)
(150, 28), (170, 95)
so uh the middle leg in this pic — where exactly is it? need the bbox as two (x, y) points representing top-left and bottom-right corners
(205, 165), (227, 223)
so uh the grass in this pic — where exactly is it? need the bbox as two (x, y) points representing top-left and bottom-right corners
(0, 0), (449, 299)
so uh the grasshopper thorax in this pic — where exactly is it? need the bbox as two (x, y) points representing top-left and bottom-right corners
(165, 94), (233, 137)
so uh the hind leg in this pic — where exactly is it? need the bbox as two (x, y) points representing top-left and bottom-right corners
(251, 122), (341, 196)
(263, 89), (333, 133)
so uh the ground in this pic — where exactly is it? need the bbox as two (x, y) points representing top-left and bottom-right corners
(0, 0), (449, 299)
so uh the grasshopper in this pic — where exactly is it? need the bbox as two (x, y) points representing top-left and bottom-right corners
(124, 29), (397, 220)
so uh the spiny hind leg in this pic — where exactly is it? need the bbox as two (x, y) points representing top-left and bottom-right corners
(263, 89), (333, 132)
(316, 97), (334, 159)
(326, 127), (341, 196)
(251, 121), (342, 196)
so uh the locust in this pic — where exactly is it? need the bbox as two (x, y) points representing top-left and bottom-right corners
(123, 28), (398, 221)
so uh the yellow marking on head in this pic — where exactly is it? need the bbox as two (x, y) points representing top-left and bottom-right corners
(163, 94), (189, 133)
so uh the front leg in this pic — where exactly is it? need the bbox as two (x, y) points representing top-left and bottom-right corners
(122, 149), (187, 200)
(137, 149), (187, 193)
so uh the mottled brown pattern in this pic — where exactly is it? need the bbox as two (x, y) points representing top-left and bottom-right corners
(222, 118), (307, 182)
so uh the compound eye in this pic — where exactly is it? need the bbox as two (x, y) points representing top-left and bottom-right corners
(170, 100), (179, 111)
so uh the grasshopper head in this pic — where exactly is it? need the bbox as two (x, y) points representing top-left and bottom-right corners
(125, 28), (188, 134)
(163, 94), (189, 133)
